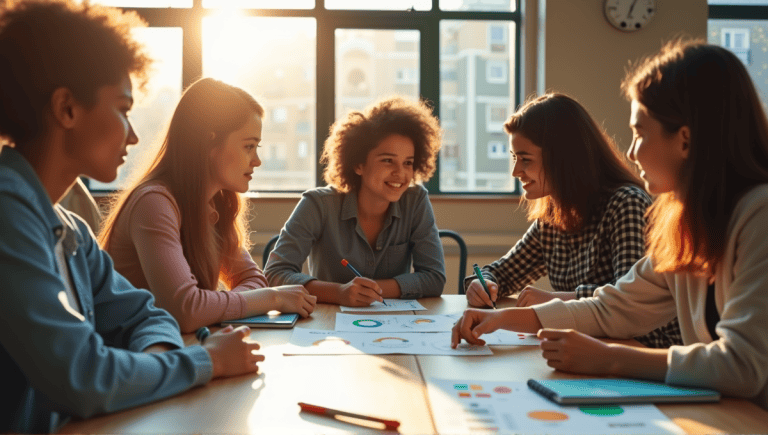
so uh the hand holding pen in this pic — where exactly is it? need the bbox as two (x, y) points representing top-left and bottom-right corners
(470, 263), (497, 309)
(340, 259), (386, 306)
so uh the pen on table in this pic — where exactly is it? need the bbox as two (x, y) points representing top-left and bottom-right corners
(195, 326), (210, 344)
(472, 263), (496, 309)
(298, 402), (400, 430)
(341, 258), (387, 306)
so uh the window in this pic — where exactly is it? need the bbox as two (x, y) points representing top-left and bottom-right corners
(203, 0), (313, 8)
(486, 60), (507, 84)
(88, 27), (182, 191)
(488, 25), (507, 53)
(90, 2), (520, 195)
(440, 19), (517, 192)
(335, 29), (420, 118)
(297, 141), (309, 158)
(709, 1), (768, 112)
(487, 141), (507, 159)
(486, 104), (507, 132)
(202, 16), (316, 191)
(272, 107), (288, 124)
(396, 68), (418, 84)
(721, 28), (750, 64)
(89, 0), (191, 6)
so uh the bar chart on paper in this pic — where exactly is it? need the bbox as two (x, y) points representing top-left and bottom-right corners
(426, 379), (685, 435)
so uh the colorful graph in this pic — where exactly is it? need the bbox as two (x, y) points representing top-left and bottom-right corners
(312, 337), (351, 346)
(352, 319), (383, 328)
(579, 406), (625, 416)
(527, 410), (570, 421)
(371, 336), (411, 348)
(412, 318), (435, 324)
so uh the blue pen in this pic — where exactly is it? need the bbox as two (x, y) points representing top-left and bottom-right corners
(341, 258), (387, 305)
(473, 263), (496, 309)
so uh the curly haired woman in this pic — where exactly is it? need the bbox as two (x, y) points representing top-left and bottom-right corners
(264, 96), (446, 306)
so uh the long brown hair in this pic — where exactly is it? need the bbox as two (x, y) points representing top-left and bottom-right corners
(623, 39), (768, 275)
(99, 78), (264, 290)
(504, 93), (643, 231)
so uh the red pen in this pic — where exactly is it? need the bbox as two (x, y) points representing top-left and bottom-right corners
(298, 402), (401, 430)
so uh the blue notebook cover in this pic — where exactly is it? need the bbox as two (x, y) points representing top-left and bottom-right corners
(221, 313), (299, 328)
(527, 378), (721, 405)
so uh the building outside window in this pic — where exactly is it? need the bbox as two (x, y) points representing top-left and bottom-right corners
(83, 0), (520, 195)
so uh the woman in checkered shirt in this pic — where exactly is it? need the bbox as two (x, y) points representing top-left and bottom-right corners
(464, 93), (681, 348)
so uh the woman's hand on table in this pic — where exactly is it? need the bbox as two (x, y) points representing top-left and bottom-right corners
(273, 285), (317, 317)
(450, 308), (507, 347)
(537, 329), (616, 375)
(204, 325), (264, 378)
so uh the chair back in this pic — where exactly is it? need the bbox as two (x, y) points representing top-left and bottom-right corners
(438, 229), (468, 295)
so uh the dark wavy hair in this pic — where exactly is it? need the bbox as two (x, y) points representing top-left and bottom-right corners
(321, 96), (442, 193)
(623, 38), (768, 274)
(505, 93), (643, 231)
(0, 0), (150, 148)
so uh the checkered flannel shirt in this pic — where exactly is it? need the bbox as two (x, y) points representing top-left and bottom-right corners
(465, 185), (682, 348)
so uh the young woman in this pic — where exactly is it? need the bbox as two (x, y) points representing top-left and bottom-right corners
(464, 93), (681, 348)
(99, 78), (316, 333)
(0, 2), (262, 432)
(264, 96), (446, 306)
(452, 40), (768, 410)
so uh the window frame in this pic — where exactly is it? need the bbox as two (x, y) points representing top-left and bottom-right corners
(104, 0), (521, 195)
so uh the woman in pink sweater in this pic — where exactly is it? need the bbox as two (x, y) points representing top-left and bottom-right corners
(99, 78), (316, 333)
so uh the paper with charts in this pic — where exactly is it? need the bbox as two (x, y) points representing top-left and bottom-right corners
(334, 313), (541, 345)
(427, 379), (684, 435)
(339, 299), (426, 312)
(284, 328), (493, 355)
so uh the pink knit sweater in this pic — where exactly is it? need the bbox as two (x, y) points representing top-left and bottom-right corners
(106, 183), (268, 332)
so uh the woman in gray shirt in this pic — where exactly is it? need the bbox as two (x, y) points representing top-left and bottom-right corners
(264, 96), (446, 306)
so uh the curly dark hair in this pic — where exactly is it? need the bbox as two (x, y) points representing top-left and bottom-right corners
(321, 96), (442, 193)
(0, 0), (150, 148)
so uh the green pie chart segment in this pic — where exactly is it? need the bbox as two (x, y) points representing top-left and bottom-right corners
(579, 406), (625, 416)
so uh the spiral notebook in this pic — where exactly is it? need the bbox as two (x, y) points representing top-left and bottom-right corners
(527, 378), (721, 405)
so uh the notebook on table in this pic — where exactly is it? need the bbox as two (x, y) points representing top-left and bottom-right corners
(221, 312), (299, 329)
(527, 378), (721, 405)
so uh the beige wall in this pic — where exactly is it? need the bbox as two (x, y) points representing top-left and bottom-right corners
(533, 0), (707, 152)
(250, 0), (708, 294)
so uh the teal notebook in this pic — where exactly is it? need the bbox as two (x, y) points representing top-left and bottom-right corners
(527, 378), (721, 405)
(221, 313), (299, 329)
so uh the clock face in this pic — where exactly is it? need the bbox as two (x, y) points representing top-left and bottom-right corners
(604, 0), (657, 32)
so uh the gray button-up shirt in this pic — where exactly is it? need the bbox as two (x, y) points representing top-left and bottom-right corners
(264, 185), (445, 298)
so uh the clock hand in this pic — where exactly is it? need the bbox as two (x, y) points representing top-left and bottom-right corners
(627, 0), (639, 19)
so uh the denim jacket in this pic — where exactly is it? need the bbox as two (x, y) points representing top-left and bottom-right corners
(0, 148), (212, 433)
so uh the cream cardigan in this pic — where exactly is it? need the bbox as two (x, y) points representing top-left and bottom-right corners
(533, 184), (768, 410)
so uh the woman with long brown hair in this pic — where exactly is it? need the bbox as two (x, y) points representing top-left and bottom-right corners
(465, 92), (680, 348)
(452, 39), (768, 410)
(100, 77), (316, 333)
